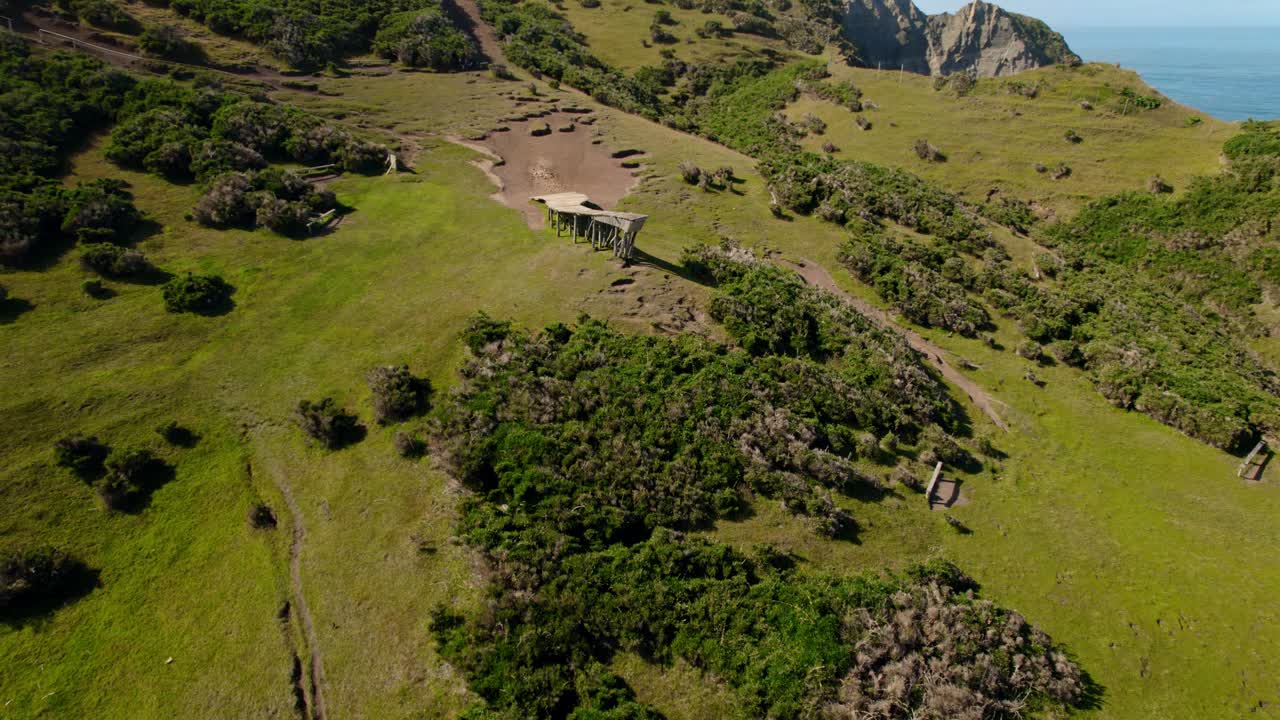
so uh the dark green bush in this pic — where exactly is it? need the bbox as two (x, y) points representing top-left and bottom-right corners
(60, 180), (143, 245)
(80, 243), (150, 278)
(254, 197), (312, 236)
(373, 7), (481, 70)
(293, 398), (363, 449)
(1, 546), (93, 616)
(96, 447), (158, 509)
(138, 24), (204, 62)
(193, 172), (257, 227)
(54, 434), (109, 478)
(367, 364), (431, 424)
(161, 272), (233, 314)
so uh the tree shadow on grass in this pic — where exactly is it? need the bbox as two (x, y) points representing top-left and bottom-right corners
(627, 247), (708, 285)
(0, 297), (35, 324)
(111, 458), (178, 514)
(0, 562), (100, 629)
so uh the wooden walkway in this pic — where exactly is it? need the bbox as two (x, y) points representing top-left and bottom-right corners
(532, 192), (647, 260)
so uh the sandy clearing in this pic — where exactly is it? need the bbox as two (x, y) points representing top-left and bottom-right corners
(451, 112), (641, 228)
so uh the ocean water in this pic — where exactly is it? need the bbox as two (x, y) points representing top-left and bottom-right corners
(1061, 27), (1280, 122)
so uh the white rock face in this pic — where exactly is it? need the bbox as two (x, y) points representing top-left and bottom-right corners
(842, 0), (1080, 77)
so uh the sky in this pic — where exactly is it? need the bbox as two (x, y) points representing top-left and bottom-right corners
(911, 0), (1280, 28)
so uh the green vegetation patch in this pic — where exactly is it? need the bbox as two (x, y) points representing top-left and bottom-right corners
(428, 312), (1087, 718)
(373, 5), (481, 69)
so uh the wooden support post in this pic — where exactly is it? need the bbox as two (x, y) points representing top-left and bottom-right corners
(925, 462), (943, 507)
(1238, 440), (1267, 478)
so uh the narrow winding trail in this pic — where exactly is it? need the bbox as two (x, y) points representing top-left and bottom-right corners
(448, 0), (508, 67)
(783, 257), (1010, 431)
(271, 473), (329, 720)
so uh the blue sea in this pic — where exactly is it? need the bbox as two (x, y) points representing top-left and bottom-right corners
(1061, 27), (1280, 122)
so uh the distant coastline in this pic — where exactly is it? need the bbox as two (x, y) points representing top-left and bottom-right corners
(1061, 26), (1280, 122)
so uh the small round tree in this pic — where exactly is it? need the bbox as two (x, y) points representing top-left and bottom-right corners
(368, 365), (432, 424)
(162, 273), (234, 314)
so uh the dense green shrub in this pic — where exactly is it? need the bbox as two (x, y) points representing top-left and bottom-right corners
(59, 180), (143, 244)
(760, 151), (990, 248)
(161, 272), (234, 314)
(54, 434), (110, 478)
(839, 230), (990, 336)
(373, 7), (480, 70)
(478, 0), (664, 118)
(80, 243), (150, 278)
(97, 446), (158, 509)
(193, 172), (257, 227)
(57, 0), (141, 32)
(1, 546), (92, 616)
(254, 197), (312, 236)
(293, 397), (363, 449)
(166, 0), (423, 69)
(138, 24), (204, 62)
(367, 364), (431, 424)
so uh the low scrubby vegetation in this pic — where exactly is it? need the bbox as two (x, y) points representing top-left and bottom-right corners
(158, 0), (474, 69)
(367, 364), (431, 424)
(428, 303), (1084, 718)
(0, 39), (377, 268)
(80, 243), (151, 278)
(193, 168), (336, 235)
(810, 123), (1280, 451)
(54, 434), (171, 510)
(373, 5), (481, 70)
(293, 397), (363, 449)
(1, 546), (94, 618)
(162, 273), (234, 314)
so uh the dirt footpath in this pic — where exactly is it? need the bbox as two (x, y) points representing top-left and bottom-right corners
(784, 258), (1010, 432)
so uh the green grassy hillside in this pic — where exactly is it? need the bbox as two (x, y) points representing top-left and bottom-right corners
(784, 62), (1235, 215)
(2, 3), (1279, 719)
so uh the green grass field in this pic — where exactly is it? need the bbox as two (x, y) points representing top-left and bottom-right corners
(3, 20), (1279, 718)
(784, 62), (1235, 215)
(547, 0), (797, 72)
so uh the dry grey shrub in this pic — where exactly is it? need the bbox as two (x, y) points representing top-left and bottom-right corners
(824, 582), (1085, 719)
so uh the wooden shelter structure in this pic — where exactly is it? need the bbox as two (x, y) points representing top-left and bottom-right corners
(531, 192), (647, 260)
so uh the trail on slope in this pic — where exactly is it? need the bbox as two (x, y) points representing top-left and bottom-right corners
(270, 470), (330, 720)
(449, 0), (508, 67)
(783, 257), (1010, 432)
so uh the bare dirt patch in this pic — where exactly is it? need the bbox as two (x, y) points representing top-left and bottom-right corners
(450, 111), (641, 229)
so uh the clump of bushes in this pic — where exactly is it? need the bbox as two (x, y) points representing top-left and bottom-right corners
(1147, 175), (1173, 194)
(367, 365), (431, 424)
(80, 244), (151, 278)
(393, 430), (426, 458)
(248, 503), (277, 529)
(161, 273), (234, 314)
(138, 24), (204, 62)
(1065, 129), (1083, 144)
(913, 139), (946, 163)
(97, 447), (160, 509)
(839, 230), (990, 337)
(193, 169), (335, 235)
(54, 434), (109, 478)
(678, 160), (703, 185)
(373, 8), (481, 70)
(293, 398), (363, 449)
(933, 72), (975, 96)
(797, 112), (826, 135)
(1, 546), (93, 617)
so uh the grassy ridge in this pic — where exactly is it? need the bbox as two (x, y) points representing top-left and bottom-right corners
(785, 62), (1234, 214)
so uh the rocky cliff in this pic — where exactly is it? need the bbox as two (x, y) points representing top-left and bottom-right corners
(842, 0), (1080, 77)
